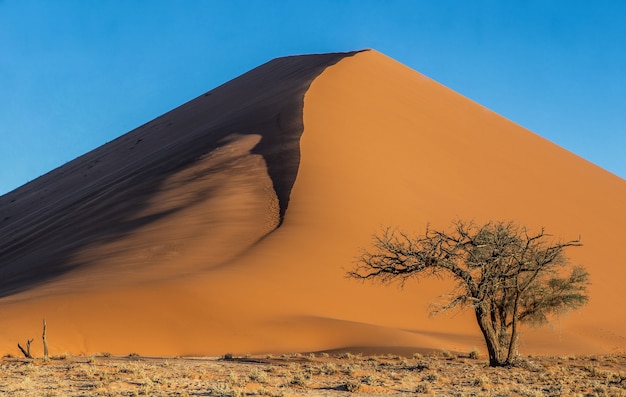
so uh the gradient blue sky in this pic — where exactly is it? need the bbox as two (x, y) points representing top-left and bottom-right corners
(1, 1), (624, 195)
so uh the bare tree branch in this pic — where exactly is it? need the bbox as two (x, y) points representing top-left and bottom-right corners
(348, 220), (589, 367)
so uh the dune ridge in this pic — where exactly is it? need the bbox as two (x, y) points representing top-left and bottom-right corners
(0, 49), (624, 357)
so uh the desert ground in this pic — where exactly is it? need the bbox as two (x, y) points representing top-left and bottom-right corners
(1, 49), (625, 360)
(1, 351), (625, 397)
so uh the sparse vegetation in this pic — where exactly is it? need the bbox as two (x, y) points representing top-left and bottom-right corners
(1, 352), (624, 396)
(343, 379), (361, 392)
(248, 367), (267, 383)
(349, 220), (590, 367)
(287, 372), (307, 388)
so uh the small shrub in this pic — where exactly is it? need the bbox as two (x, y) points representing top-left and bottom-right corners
(423, 372), (439, 382)
(469, 348), (480, 359)
(257, 388), (284, 397)
(410, 362), (431, 372)
(210, 381), (235, 397)
(342, 363), (356, 375)
(416, 383), (430, 393)
(248, 368), (267, 383)
(343, 379), (361, 392)
(592, 382), (608, 395)
(227, 371), (244, 387)
(361, 374), (375, 385)
(515, 357), (543, 372)
(321, 363), (337, 375)
(289, 373), (307, 388)
(473, 375), (489, 387)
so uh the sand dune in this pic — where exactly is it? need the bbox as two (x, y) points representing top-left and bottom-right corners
(0, 50), (624, 357)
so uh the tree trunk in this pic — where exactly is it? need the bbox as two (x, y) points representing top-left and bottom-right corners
(474, 306), (505, 366)
(506, 297), (521, 364)
(506, 331), (519, 365)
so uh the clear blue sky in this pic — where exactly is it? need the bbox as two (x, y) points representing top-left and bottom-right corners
(1, 1), (624, 195)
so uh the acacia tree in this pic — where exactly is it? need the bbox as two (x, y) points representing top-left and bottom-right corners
(348, 220), (590, 367)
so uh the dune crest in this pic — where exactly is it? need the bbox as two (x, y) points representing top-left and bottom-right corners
(0, 50), (624, 357)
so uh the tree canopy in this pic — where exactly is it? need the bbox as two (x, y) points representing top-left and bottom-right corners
(348, 220), (590, 366)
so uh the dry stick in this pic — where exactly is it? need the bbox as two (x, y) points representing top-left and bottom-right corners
(42, 319), (49, 360)
(17, 338), (34, 359)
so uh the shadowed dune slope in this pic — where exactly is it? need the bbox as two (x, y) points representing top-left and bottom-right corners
(1, 50), (625, 357)
(0, 51), (358, 297)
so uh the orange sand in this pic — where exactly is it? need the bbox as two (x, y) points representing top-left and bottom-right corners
(0, 50), (624, 358)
